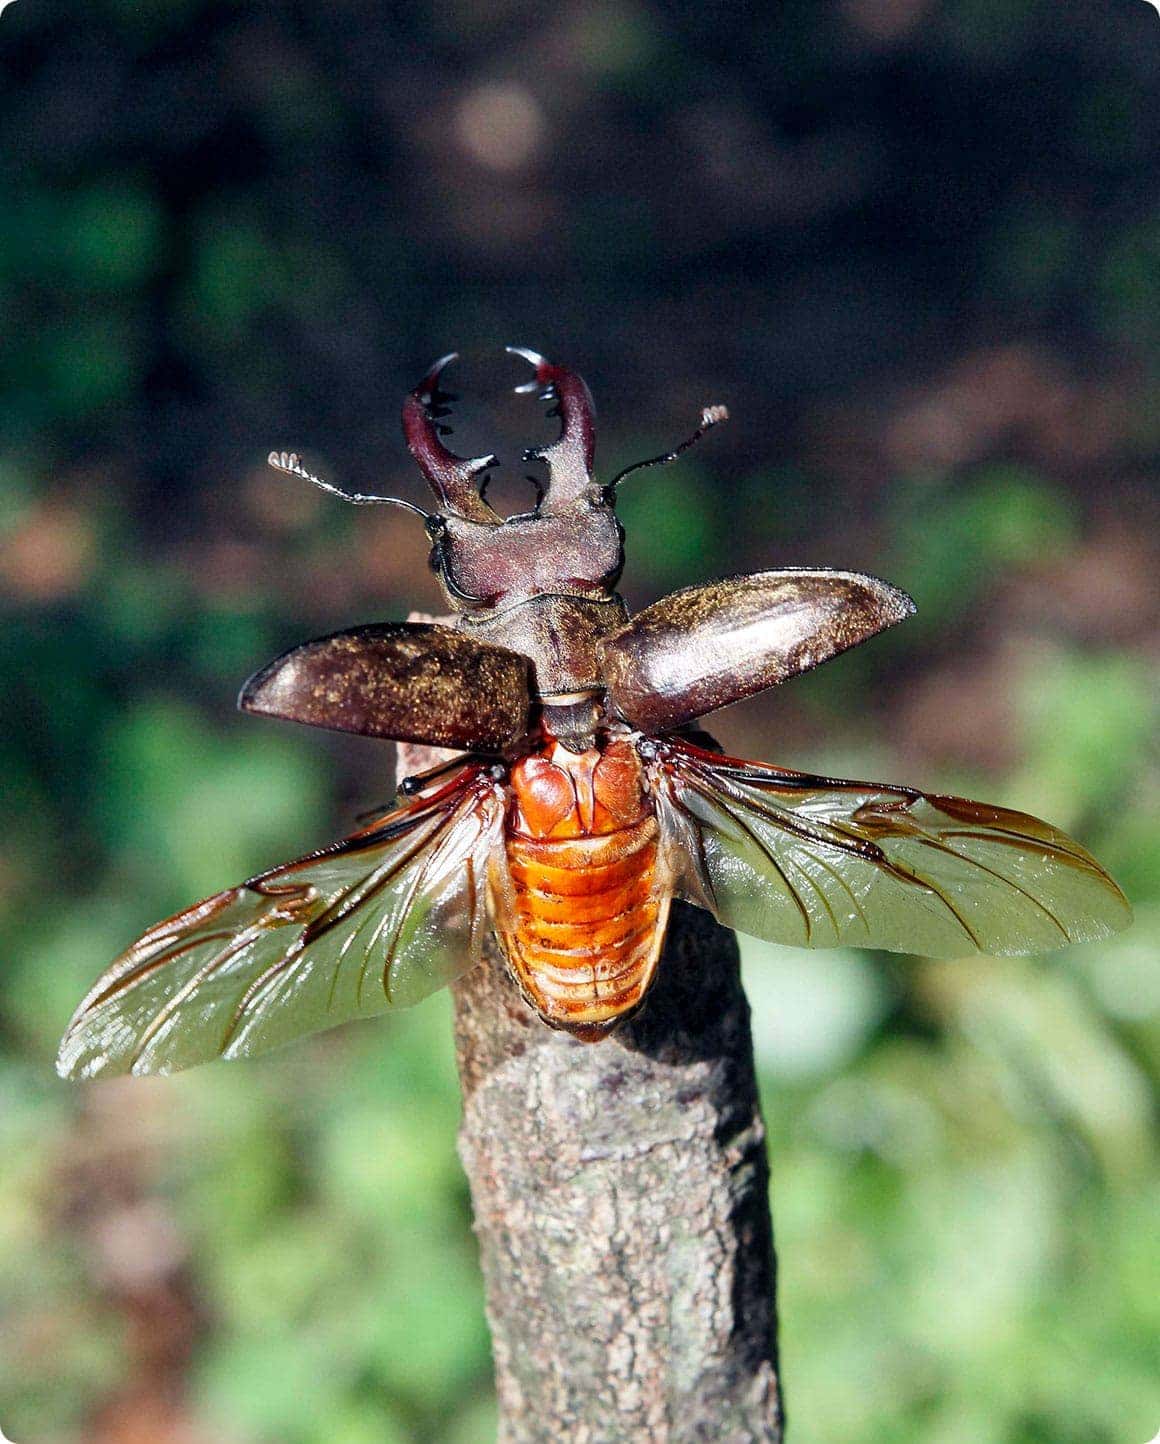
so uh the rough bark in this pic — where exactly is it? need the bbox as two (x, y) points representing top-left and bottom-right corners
(452, 908), (782, 1444)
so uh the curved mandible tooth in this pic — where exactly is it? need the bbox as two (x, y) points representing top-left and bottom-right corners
(401, 353), (500, 524)
(506, 346), (596, 511)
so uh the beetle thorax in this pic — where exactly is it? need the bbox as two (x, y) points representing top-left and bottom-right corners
(430, 504), (624, 610)
(430, 502), (629, 705)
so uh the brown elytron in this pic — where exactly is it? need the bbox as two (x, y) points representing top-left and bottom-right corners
(499, 738), (669, 1039)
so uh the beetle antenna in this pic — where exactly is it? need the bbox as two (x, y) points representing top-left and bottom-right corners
(607, 404), (729, 491)
(267, 451), (432, 521)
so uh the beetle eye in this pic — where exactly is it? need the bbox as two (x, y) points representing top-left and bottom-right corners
(425, 515), (448, 539)
(589, 484), (616, 509)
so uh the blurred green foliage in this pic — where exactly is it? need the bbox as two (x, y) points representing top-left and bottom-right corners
(2, 0), (1158, 1441)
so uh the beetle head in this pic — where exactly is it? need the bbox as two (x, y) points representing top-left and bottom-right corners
(402, 350), (626, 613)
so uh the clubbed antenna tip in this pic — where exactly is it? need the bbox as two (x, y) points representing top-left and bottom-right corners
(267, 450), (430, 518)
(608, 402), (730, 491)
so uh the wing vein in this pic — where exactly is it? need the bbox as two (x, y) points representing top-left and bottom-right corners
(910, 835), (1074, 943)
(224, 827), (444, 1047)
(685, 778), (815, 943)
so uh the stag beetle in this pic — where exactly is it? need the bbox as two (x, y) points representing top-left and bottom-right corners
(58, 350), (1130, 1076)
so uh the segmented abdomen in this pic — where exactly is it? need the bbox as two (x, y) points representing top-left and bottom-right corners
(497, 740), (670, 1040)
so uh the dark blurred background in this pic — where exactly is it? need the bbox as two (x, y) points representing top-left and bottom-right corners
(2, 1), (1158, 1440)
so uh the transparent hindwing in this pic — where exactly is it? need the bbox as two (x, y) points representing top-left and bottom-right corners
(644, 738), (1130, 958)
(57, 766), (506, 1078)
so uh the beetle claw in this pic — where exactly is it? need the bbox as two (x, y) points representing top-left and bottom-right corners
(402, 348), (599, 519)
(402, 354), (500, 524)
(418, 352), (460, 398)
(506, 346), (595, 510)
(506, 345), (548, 378)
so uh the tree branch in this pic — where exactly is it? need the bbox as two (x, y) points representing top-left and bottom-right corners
(454, 908), (782, 1443)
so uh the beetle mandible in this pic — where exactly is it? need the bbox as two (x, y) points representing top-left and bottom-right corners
(58, 350), (1131, 1076)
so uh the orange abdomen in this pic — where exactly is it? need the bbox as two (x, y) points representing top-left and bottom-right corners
(498, 740), (670, 1040)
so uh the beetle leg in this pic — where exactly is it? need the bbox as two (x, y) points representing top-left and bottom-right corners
(506, 346), (596, 512)
(397, 753), (488, 798)
(401, 354), (501, 524)
(352, 752), (484, 820)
